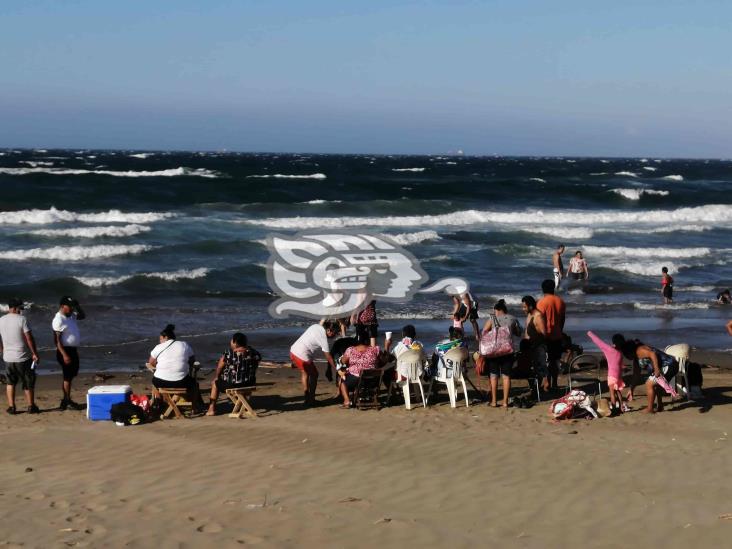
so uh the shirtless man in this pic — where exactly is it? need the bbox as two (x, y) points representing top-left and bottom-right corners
(552, 244), (565, 291)
(726, 319), (732, 337)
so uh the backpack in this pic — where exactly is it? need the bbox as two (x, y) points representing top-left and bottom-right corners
(110, 402), (147, 426)
(479, 314), (514, 358)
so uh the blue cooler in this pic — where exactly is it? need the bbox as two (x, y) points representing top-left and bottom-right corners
(87, 385), (132, 421)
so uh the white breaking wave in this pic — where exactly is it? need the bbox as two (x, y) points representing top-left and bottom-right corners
(678, 285), (716, 292)
(246, 173), (327, 179)
(0, 207), (174, 225)
(610, 188), (670, 200)
(528, 177), (546, 183)
(77, 267), (209, 287)
(0, 244), (152, 261)
(0, 166), (221, 178)
(633, 302), (710, 311)
(241, 204), (732, 230)
(643, 166), (657, 172)
(129, 153), (153, 159)
(28, 224), (151, 238)
(301, 199), (342, 205)
(662, 174), (684, 181)
(392, 168), (426, 172)
(384, 230), (441, 246)
(526, 227), (594, 239)
(582, 245), (711, 258)
(604, 261), (688, 276)
(615, 171), (639, 177)
(20, 160), (54, 167)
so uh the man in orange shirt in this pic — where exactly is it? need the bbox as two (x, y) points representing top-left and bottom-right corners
(537, 279), (566, 390)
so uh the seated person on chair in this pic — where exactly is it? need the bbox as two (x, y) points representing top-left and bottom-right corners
(385, 324), (424, 383)
(428, 326), (466, 378)
(148, 324), (200, 405)
(338, 329), (388, 408)
(207, 332), (261, 416)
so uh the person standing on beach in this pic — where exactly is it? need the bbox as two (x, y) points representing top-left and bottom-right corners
(52, 296), (85, 410)
(552, 244), (565, 290)
(290, 320), (338, 405)
(0, 298), (40, 414)
(521, 296), (549, 391)
(536, 280), (566, 391)
(726, 319), (732, 337)
(351, 300), (378, 347)
(661, 267), (674, 304)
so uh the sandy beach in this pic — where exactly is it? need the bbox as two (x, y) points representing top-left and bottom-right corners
(2, 352), (732, 548)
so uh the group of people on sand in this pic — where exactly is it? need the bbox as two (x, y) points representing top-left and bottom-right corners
(2, 252), (730, 416)
(0, 296), (86, 414)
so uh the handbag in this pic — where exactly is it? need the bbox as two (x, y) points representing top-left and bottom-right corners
(479, 314), (514, 358)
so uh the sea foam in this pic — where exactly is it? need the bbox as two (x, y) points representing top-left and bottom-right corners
(610, 188), (670, 200)
(241, 204), (732, 230)
(28, 224), (151, 238)
(391, 168), (426, 172)
(0, 166), (221, 178)
(0, 244), (152, 261)
(77, 267), (209, 287)
(384, 230), (441, 245)
(0, 208), (174, 225)
(246, 173), (327, 179)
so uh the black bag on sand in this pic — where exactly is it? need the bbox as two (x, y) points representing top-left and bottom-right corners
(110, 402), (147, 425)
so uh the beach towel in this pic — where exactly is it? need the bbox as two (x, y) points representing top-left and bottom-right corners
(549, 390), (598, 420)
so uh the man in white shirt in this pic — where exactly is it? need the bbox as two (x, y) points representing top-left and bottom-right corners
(290, 320), (338, 405)
(0, 298), (40, 414)
(52, 296), (86, 410)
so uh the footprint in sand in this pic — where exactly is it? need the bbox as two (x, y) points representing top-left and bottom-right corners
(50, 500), (70, 509)
(197, 522), (223, 534)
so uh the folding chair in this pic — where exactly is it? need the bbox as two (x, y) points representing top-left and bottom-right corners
(428, 347), (470, 408)
(389, 350), (427, 410)
(352, 368), (385, 410)
(567, 354), (602, 397)
(225, 387), (258, 419)
(158, 388), (193, 419)
(664, 343), (691, 400)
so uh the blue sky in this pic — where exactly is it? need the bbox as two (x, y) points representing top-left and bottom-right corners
(1, 1), (730, 156)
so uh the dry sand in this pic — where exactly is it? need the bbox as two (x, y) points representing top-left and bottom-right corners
(1, 355), (732, 548)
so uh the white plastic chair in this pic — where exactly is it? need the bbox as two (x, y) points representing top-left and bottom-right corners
(664, 343), (690, 399)
(429, 347), (470, 408)
(394, 349), (427, 410)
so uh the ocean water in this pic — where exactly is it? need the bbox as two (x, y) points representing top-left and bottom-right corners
(1, 149), (731, 368)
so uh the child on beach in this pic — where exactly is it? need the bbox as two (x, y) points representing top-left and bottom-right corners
(661, 267), (674, 304)
(587, 331), (626, 414)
